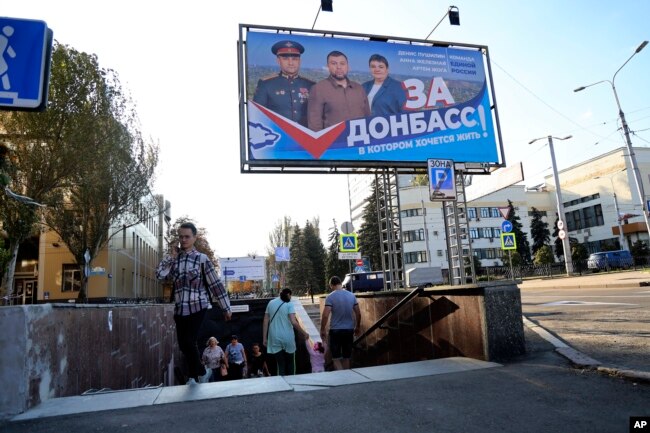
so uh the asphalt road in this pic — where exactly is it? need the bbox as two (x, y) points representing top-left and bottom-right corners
(521, 284), (650, 372)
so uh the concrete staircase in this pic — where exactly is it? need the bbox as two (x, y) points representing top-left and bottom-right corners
(301, 302), (321, 330)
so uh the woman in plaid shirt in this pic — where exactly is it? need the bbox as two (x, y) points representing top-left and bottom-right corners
(156, 222), (231, 385)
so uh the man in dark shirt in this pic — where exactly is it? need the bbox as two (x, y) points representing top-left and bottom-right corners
(308, 50), (370, 131)
(253, 40), (314, 127)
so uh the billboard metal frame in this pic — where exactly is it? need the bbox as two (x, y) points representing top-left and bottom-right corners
(238, 24), (505, 175)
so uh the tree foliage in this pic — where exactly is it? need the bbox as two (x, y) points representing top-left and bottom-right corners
(302, 219), (326, 292)
(506, 200), (531, 263)
(551, 213), (564, 259)
(266, 216), (292, 290)
(286, 224), (312, 293)
(630, 240), (649, 260)
(167, 216), (218, 268)
(530, 207), (550, 256)
(358, 179), (382, 271)
(533, 245), (555, 265)
(501, 251), (523, 267)
(0, 43), (158, 302)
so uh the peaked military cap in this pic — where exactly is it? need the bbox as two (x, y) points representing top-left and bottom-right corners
(271, 40), (305, 56)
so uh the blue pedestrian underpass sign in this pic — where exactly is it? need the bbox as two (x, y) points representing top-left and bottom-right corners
(0, 17), (53, 111)
(501, 233), (517, 250)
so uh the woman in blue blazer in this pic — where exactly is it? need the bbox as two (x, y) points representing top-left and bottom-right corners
(362, 54), (407, 116)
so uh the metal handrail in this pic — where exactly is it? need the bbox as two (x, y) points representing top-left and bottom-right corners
(353, 286), (424, 348)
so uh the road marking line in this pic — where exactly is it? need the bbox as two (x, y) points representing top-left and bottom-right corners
(540, 300), (637, 306)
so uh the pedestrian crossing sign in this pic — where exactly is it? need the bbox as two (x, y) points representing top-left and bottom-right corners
(339, 234), (359, 252)
(501, 233), (517, 250)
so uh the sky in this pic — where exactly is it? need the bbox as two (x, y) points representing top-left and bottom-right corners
(2, 1), (649, 257)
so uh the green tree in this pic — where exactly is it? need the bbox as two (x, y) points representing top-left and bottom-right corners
(358, 179), (382, 270)
(501, 251), (524, 267)
(411, 173), (428, 186)
(325, 219), (349, 287)
(266, 216), (292, 291)
(506, 200), (531, 263)
(571, 243), (589, 263)
(465, 255), (482, 277)
(630, 240), (648, 265)
(533, 245), (555, 265)
(1, 43), (159, 302)
(40, 45), (158, 302)
(167, 216), (218, 267)
(0, 142), (9, 187)
(303, 219), (326, 293)
(530, 207), (550, 256)
(551, 213), (564, 259)
(286, 224), (312, 294)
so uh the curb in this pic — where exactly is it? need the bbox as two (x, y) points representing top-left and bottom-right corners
(520, 282), (650, 291)
(522, 315), (650, 383)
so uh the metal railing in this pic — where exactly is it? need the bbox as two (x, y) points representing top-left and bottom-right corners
(353, 286), (424, 348)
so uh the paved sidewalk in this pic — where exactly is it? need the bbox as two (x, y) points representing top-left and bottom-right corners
(3, 329), (648, 433)
(519, 269), (650, 290)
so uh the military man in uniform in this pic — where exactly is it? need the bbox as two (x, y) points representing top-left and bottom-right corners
(253, 40), (314, 127)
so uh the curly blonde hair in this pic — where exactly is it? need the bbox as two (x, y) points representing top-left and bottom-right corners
(206, 336), (219, 346)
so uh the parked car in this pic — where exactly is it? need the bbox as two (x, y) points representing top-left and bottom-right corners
(587, 250), (633, 271)
(342, 271), (388, 292)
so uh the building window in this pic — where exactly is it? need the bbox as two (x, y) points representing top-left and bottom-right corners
(436, 250), (443, 257)
(62, 264), (81, 292)
(467, 207), (477, 219)
(490, 208), (500, 218)
(400, 208), (422, 218)
(493, 228), (501, 237)
(403, 229), (425, 242)
(479, 227), (491, 238)
(565, 204), (604, 231)
(469, 228), (478, 239)
(404, 251), (427, 264)
(480, 207), (490, 218)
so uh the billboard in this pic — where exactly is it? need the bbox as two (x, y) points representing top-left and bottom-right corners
(239, 25), (504, 172)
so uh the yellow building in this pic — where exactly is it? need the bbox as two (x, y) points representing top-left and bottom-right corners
(35, 196), (171, 302)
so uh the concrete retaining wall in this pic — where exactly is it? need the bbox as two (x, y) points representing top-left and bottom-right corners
(0, 303), (179, 419)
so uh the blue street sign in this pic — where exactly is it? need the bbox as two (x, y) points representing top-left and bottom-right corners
(224, 269), (235, 276)
(239, 275), (246, 282)
(501, 233), (517, 250)
(339, 234), (359, 252)
(0, 17), (53, 110)
(501, 220), (513, 233)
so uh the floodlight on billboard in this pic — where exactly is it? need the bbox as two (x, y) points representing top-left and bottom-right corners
(239, 24), (504, 173)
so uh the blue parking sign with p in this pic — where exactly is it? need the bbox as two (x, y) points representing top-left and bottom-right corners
(0, 17), (53, 110)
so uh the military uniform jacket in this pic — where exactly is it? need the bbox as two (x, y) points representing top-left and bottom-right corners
(253, 73), (315, 127)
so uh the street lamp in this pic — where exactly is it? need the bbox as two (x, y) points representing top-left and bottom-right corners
(529, 135), (573, 275)
(574, 40), (650, 243)
(425, 6), (460, 39)
(594, 169), (627, 250)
